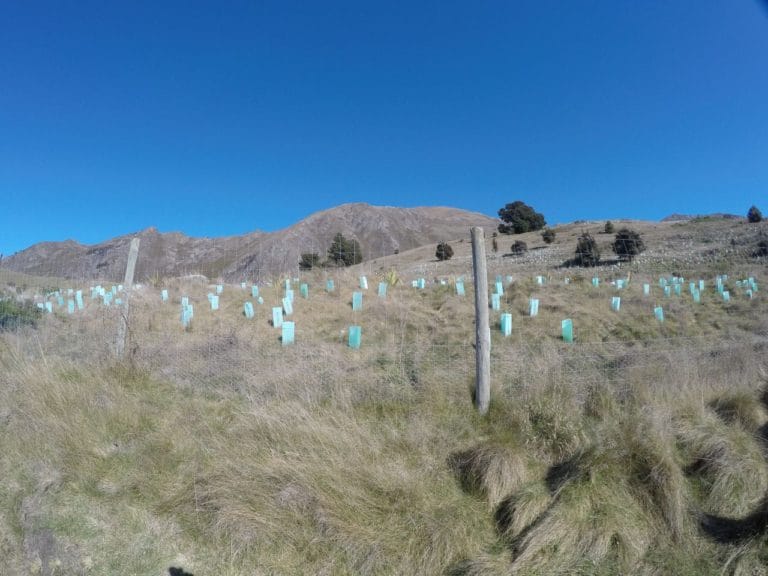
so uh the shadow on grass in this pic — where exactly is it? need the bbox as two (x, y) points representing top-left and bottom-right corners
(699, 498), (768, 544)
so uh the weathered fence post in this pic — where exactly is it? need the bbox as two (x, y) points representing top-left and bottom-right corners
(471, 227), (490, 414)
(116, 238), (140, 358)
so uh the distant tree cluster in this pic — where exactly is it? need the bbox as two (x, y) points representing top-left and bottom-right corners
(498, 201), (546, 234)
(572, 227), (646, 267)
(299, 233), (364, 269)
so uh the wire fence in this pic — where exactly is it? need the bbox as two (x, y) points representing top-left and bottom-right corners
(1, 235), (766, 406)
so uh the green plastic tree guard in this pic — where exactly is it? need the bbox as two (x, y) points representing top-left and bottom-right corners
(562, 319), (573, 343)
(500, 313), (512, 336)
(282, 321), (295, 345)
(272, 307), (283, 328)
(349, 325), (361, 349)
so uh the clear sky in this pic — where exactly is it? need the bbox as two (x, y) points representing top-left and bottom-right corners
(1, 1), (767, 256)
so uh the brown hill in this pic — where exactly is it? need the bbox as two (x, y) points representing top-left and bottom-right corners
(1, 203), (498, 281)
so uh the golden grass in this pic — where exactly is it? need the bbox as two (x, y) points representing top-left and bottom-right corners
(0, 262), (766, 574)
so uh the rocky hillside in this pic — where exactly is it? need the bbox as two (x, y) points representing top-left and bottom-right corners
(1, 203), (498, 281)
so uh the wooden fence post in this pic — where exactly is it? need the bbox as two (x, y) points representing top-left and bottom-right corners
(116, 237), (140, 358)
(471, 227), (490, 414)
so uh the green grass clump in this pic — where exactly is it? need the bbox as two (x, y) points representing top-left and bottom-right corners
(0, 298), (41, 330)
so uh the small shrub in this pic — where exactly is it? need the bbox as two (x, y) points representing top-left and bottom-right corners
(753, 238), (768, 258)
(541, 228), (556, 244)
(0, 299), (42, 330)
(383, 269), (400, 286)
(510, 240), (528, 255)
(435, 242), (454, 261)
(299, 253), (320, 270)
(604, 220), (615, 234)
(574, 232), (600, 266)
(747, 205), (763, 223)
(612, 228), (646, 262)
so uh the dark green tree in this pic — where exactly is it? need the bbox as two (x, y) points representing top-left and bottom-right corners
(327, 233), (363, 266)
(498, 201), (546, 234)
(612, 228), (645, 262)
(604, 220), (615, 234)
(435, 242), (454, 261)
(575, 232), (600, 267)
(299, 253), (321, 270)
(748, 205), (763, 223)
(541, 228), (556, 244)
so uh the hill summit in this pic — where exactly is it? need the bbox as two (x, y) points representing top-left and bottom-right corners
(2, 203), (498, 281)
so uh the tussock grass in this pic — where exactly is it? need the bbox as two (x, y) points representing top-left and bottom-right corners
(448, 443), (531, 508)
(678, 409), (768, 517)
(0, 263), (766, 574)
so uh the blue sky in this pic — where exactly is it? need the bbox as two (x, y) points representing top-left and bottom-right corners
(1, 1), (767, 255)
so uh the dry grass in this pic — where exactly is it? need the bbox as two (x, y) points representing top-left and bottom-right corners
(0, 259), (766, 574)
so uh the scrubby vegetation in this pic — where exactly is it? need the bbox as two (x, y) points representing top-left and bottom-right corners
(0, 298), (41, 330)
(541, 228), (556, 244)
(510, 240), (528, 255)
(574, 232), (600, 266)
(612, 227), (646, 262)
(436, 242), (454, 261)
(748, 205), (763, 223)
(299, 252), (321, 270)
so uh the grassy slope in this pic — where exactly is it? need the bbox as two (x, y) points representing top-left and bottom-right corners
(0, 218), (767, 575)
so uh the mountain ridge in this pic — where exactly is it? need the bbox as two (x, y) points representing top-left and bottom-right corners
(1, 203), (498, 281)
